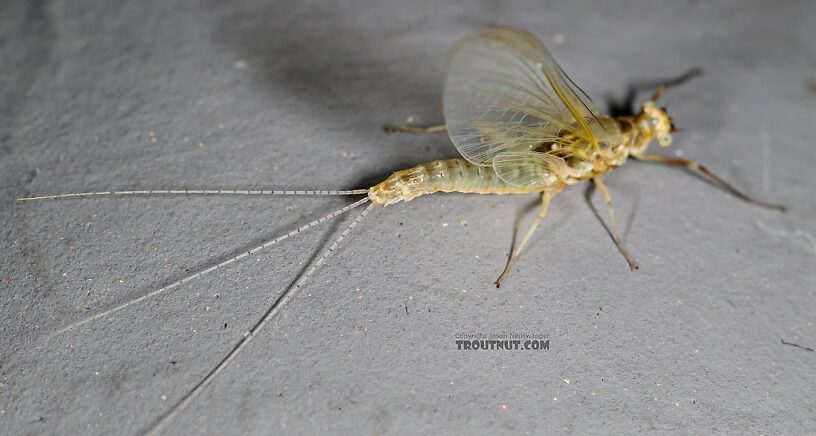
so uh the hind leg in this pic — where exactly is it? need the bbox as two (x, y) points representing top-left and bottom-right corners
(384, 124), (446, 134)
(495, 191), (553, 288)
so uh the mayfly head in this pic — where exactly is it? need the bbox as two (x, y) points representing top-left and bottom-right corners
(639, 101), (674, 148)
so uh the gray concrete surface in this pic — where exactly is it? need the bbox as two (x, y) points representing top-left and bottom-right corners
(2, 0), (815, 434)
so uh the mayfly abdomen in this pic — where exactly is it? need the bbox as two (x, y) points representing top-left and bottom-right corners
(368, 158), (539, 206)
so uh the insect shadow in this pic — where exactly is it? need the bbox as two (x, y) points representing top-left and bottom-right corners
(606, 67), (703, 118)
(213, 3), (460, 177)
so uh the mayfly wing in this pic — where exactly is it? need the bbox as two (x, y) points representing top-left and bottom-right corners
(492, 151), (569, 189)
(443, 26), (618, 183)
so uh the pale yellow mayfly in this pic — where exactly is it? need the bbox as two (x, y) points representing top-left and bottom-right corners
(17, 27), (783, 432)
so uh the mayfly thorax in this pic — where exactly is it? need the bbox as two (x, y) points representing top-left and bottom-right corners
(17, 27), (784, 433)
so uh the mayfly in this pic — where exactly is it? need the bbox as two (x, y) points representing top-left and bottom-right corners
(18, 27), (783, 433)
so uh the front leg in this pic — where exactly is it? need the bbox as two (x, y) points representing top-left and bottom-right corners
(649, 67), (704, 101)
(633, 153), (786, 211)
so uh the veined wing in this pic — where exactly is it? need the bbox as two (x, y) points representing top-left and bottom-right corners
(443, 27), (617, 187)
(492, 151), (569, 189)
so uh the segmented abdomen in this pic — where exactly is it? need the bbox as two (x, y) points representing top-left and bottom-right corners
(368, 158), (540, 206)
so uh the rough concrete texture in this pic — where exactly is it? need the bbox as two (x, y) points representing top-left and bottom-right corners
(2, 0), (815, 434)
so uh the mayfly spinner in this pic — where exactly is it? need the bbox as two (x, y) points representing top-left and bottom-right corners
(18, 27), (784, 432)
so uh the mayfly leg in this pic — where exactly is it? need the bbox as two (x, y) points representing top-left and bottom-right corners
(384, 123), (446, 134)
(495, 191), (554, 288)
(592, 176), (638, 270)
(649, 67), (704, 101)
(633, 153), (786, 211)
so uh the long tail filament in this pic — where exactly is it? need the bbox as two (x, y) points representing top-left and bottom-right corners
(47, 196), (371, 338)
(146, 201), (376, 435)
(17, 189), (369, 201)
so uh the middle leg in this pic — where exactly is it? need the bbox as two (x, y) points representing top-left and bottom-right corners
(593, 176), (638, 270)
(384, 123), (446, 134)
